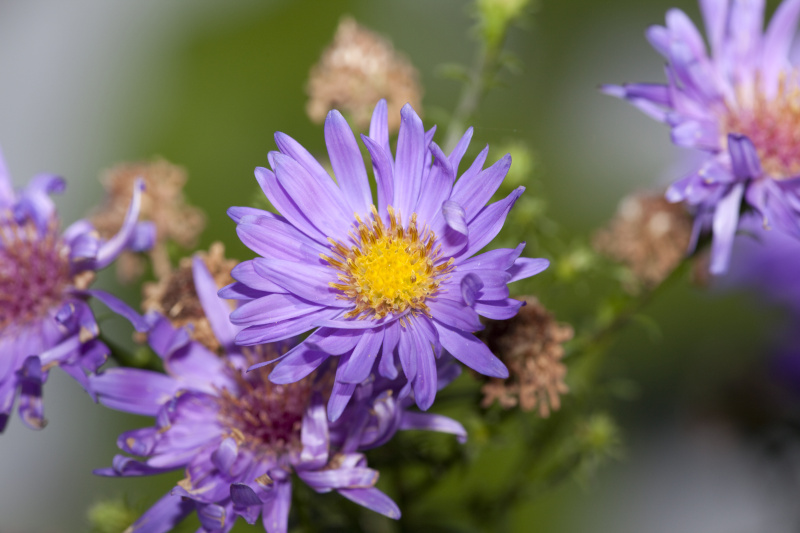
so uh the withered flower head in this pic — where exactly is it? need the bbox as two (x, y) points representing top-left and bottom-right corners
(593, 192), (693, 289)
(479, 297), (573, 417)
(91, 158), (206, 281)
(141, 242), (236, 352)
(306, 16), (422, 131)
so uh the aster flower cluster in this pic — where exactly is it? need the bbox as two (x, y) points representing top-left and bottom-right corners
(13, 1), (797, 529)
(605, 0), (800, 274)
(0, 150), (151, 432)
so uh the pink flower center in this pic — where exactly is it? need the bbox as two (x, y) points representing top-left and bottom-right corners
(0, 217), (71, 329)
(724, 71), (800, 180)
(217, 349), (322, 454)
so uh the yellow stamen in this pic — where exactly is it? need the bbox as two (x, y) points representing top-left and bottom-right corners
(322, 206), (454, 319)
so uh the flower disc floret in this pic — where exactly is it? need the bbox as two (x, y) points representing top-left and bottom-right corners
(724, 71), (800, 179)
(324, 206), (453, 319)
(0, 218), (71, 329)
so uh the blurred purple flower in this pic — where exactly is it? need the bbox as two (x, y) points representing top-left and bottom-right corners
(604, 0), (800, 274)
(0, 148), (150, 432)
(92, 257), (466, 533)
(226, 99), (548, 420)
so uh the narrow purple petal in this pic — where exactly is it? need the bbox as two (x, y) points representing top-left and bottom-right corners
(95, 178), (145, 269)
(197, 503), (227, 531)
(230, 293), (327, 327)
(230, 261), (287, 294)
(338, 488), (401, 519)
(339, 328), (384, 384)
(298, 466), (377, 490)
(192, 257), (237, 351)
(473, 298), (524, 320)
(251, 258), (345, 307)
(507, 257), (550, 282)
(18, 356), (45, 430)
(396, 326), (418, 383)
(427, 298), (483, 331)
(400, 412), (467, 443)
(434, 322), (509, 378)
(728, 134), (763, 180)
(300, 399), (329, 469)
(710, 182), (745, 274)
(268, 342), (330, 384)
(126, 492), (194, 533)
(410, 325), (437, 411)
(459, 187), (524, 259)
(393, 104), (426, 217)
(227, 206), (275, 224)
(761, 0), (800, 96)
(273, 153), (354, 239)
(448, 127), (474, 176)
(325, 110), (372, 215)
(236, 216), (324, 263)
(231, 483), (262, 508)
(451, 154), (512, 221)
(328, 367), (357, 422)
(460, 273), (483, 307)
(442, 200), (468, 235)
(235, 308), (340, 345)
(254, 166), (327, 243)
(262, 479), (292, 533)
(700, 0), (729, 59)
(211, 438), (238, 476)
(83, 289), (148, 332)
(361, 134), (394, 216)
(369, 99), (392, 158)
(90, 368), (179, 416)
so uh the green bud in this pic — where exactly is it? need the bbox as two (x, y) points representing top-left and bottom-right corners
(87, 497), (138, 533)
(476, 0), (533, 48)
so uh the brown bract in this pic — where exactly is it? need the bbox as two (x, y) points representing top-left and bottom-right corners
(141, 242), (236, 353)
(478, 297), (573, 418)
(90, 159), (205, 282)
(306, 17), (422, 131)
(593, 192), (693, 290)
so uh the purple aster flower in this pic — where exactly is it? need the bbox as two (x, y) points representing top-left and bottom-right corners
(0, 148), (151, 432)
(604, 0), (800, 274)
(92, 257), (466, 533)
(225, 99), (549, 420)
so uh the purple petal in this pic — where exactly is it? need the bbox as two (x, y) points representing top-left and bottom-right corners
(369, 99), (392, 159)
(427, 298), (482, 332)
(235, 307), (341, 345)
(18, 356), (45, 430)
(300, 399), (329, 469)
(227, 205), (275, 224)
(328, 370), (357, 422)
(473, 298), (524, 320)
(252, 258), (344, 307)
(459, 187), (524, 259)
(410, 324), (437, 411)
(298, 466), (377, 490)
(197, 503), (227, 531)
(338, 488), (401, 519)
(230, 293), (328, 327)
(451, 154), (512, 221)
(710, 182), (745, 274)
(339, 328), (384, 384)
(273, 153), (353, 239)
(460, 272), (483, 307)
(231, 483), (262, 508)
(211, 438), (238, 476)
(448, 127), (474, 176)
(268, 342), (330, 384)
(415, 142), (456, 223)
(254, 166), (327, 243)
(126, 492), (194, 533)
(236, 216), (324, 263)
(262, 479), (292, 533)
(393, 104), (426, 217)
(728, 134), (763, 180)
(400, 412), (467, 443)
(508, 257), (550, 282)
(192, 257), (237, 351)
(396, 326), (418, 383)
(761, 0), (800, 96)
(434, 322), (508, 378)
(95, 178), (145, 268)
(442, 200), (468, 235)
(325, 110), (372, 215)
(0, 146), (13, 205)
(361, 134), (394, 216)
(700, 0), (729, 59)
(82, 289), (148, 332)
(90, 368), (179, 416)
(230, 261), (287, 294)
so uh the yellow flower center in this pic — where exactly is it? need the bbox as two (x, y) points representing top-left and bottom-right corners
(323, 206), (453, 320)
(724, 70), (800, 179)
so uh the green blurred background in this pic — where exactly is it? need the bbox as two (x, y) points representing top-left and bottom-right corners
(1, 0), (798, 531)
